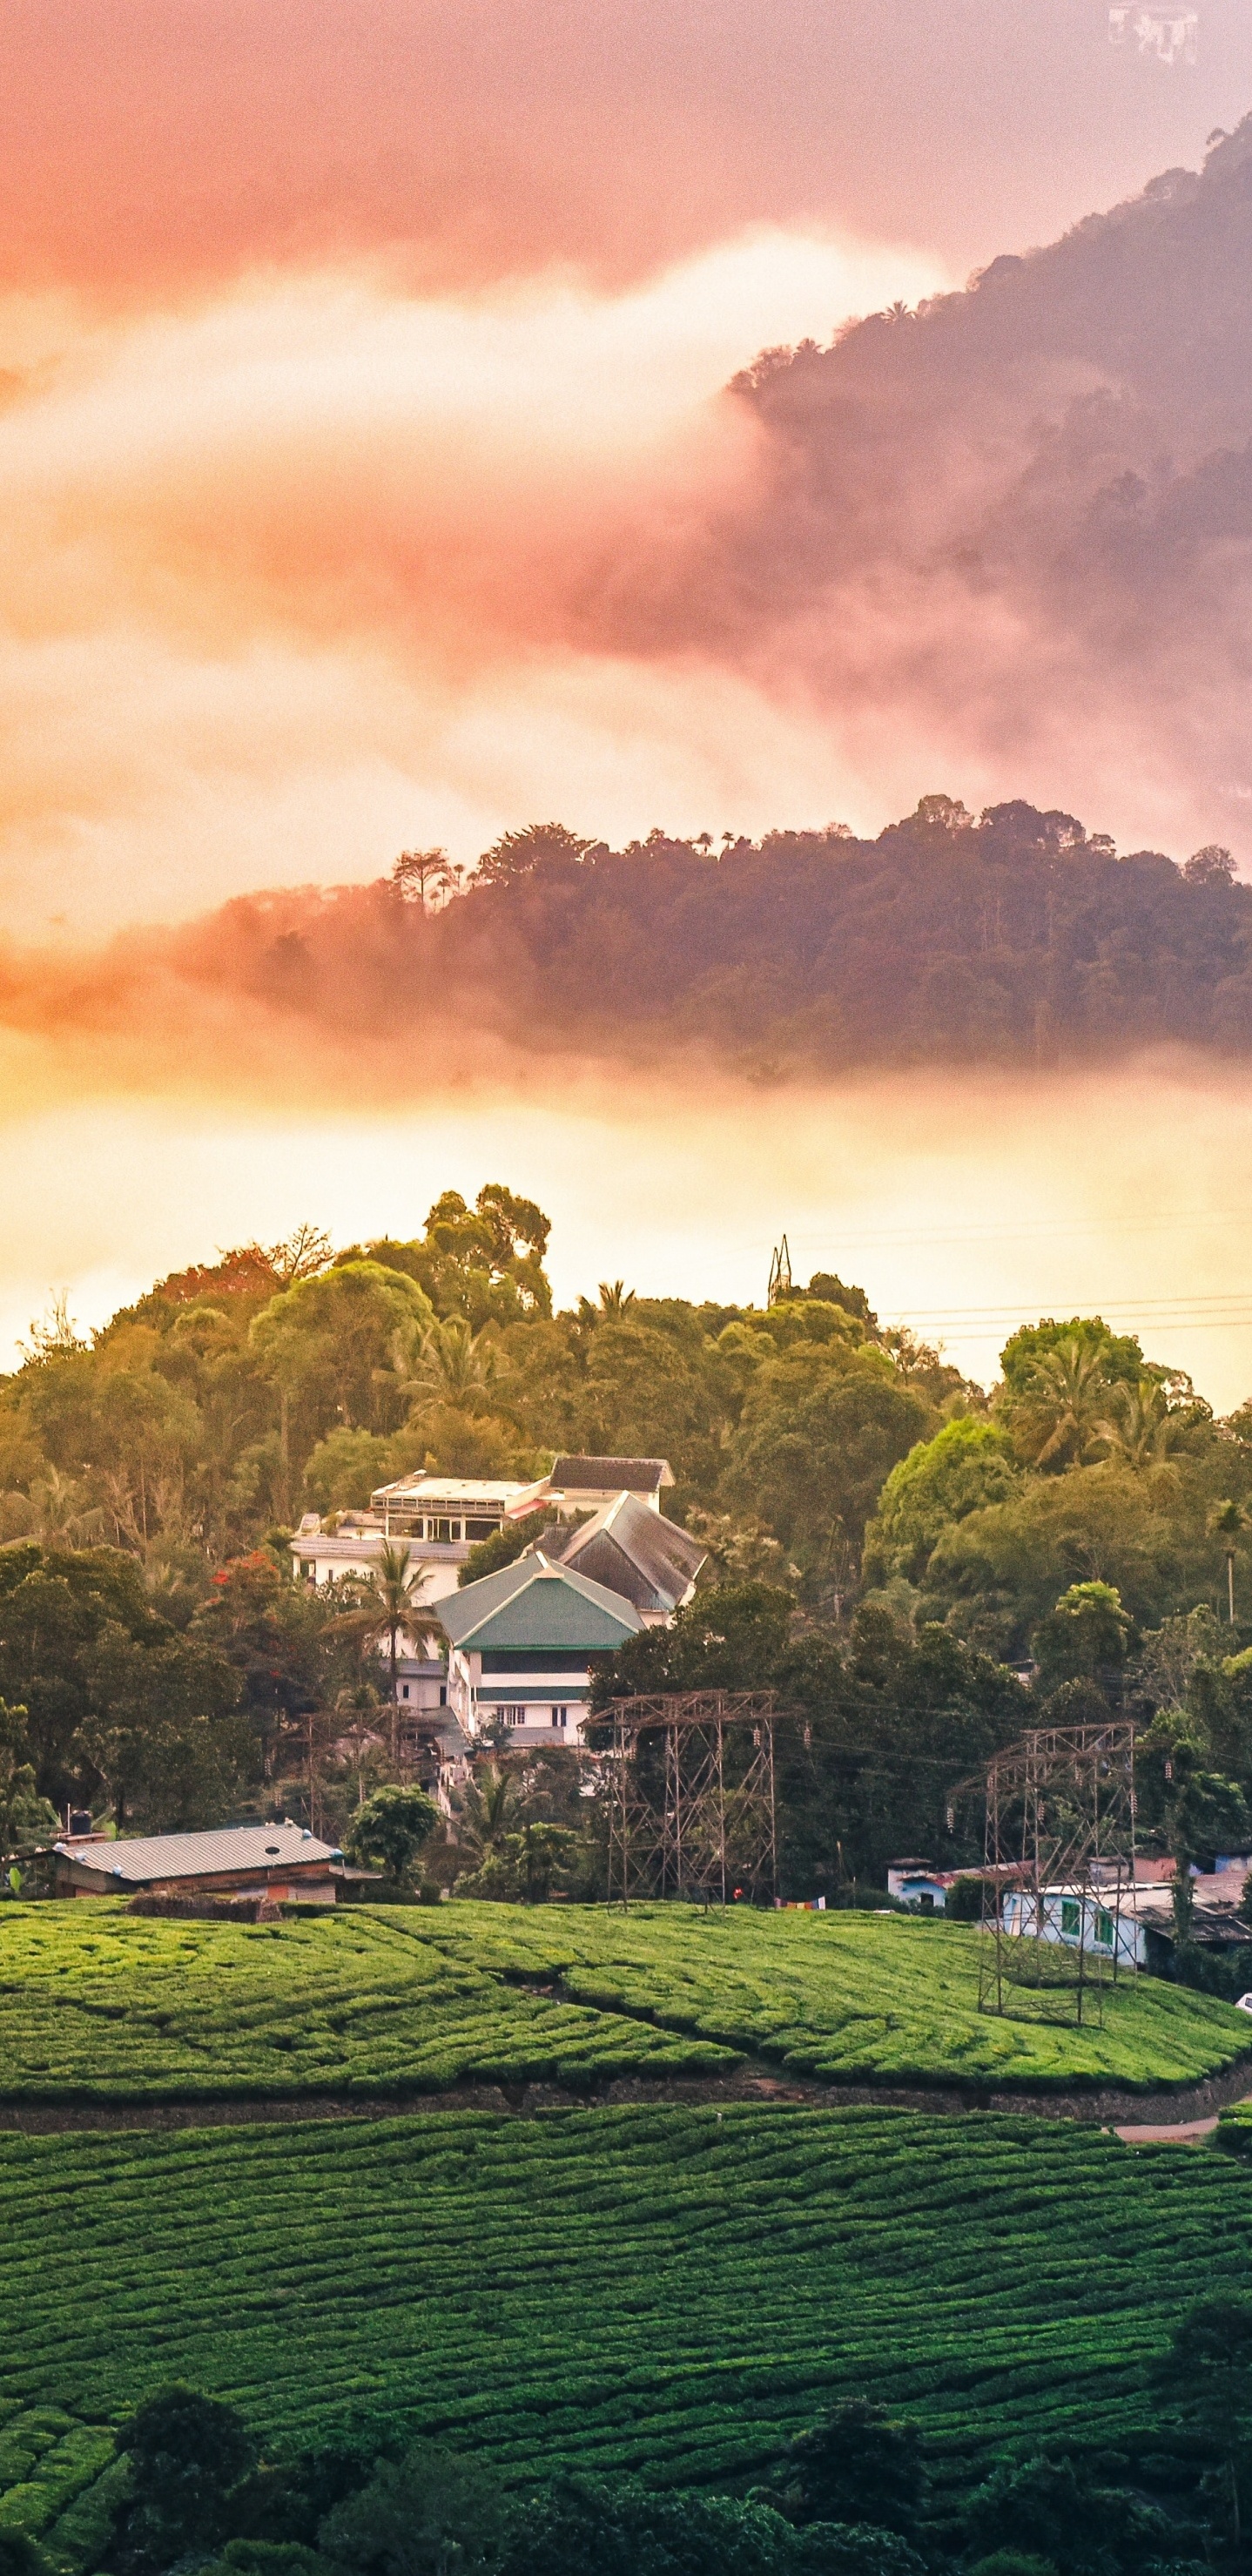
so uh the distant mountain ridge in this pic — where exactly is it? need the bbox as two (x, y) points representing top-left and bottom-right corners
(116, 798), (1252, 1076)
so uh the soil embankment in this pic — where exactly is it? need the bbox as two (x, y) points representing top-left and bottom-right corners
(2, 2056), (1250, 2135)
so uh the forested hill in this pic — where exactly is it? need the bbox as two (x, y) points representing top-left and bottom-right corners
(167, 801), (1252, 1073)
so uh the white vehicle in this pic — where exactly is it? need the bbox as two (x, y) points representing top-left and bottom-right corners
(1235, 1994), (1252, 2016)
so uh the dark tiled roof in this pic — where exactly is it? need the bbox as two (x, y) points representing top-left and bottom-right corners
(549, 1456), (674, 1492)
(552, 1494), (705, 1614)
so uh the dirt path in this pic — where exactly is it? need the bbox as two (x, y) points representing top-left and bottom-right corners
(3, 2059), (1250, 2136)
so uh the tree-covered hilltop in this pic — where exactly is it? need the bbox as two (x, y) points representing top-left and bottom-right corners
(160, 800), (1252, 1076)
(5, 1184), (1252, 1897)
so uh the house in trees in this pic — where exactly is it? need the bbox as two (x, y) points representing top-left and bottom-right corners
(289, 1473), (549, 1601)
(438, 1555), (642, 1749)
(289, 1462), (682, 1615)
(546, 1457), (675, 1514)
(536, 1491), (704, 1623)
(52, 1822), (343, 1906)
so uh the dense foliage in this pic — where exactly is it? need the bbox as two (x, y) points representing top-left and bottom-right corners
(168, 800), (1252, 1076)
(3, 2106), (1252, 2560)
(0, 1903), (1243, 2102)
(4, 1183), (1252, 1878)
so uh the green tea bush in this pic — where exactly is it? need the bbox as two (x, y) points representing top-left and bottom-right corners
(0, 1901), (1246, 2107)
(0, 1907), (733, 2104)
(3, 2105), (1252, 2567)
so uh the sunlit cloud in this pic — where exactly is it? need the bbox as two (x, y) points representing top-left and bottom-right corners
(0, 230), (949, 934)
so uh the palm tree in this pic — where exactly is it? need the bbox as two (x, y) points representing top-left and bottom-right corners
(454, 1762), (519, 1866)
(597, 1281), (636, 1320)
(336, 1541), (428, 1758)
(1209, 1498), (1252, 1623)
(1096, 1377), (1179, 1470)
(395, 1318), (499, 1420)
(1014, 1336), (1111, 1469)
(30, 1467), (105, 1546)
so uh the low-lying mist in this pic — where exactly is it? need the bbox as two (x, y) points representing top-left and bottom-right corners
(2, 1003), (1251, 1411)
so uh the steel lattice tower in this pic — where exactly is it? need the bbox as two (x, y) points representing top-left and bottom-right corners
(604, 1692), (779, 1905)
(956, 1721), (1139, 2025)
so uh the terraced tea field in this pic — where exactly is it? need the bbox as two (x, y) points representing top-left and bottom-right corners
(423, 1902), (1252, 2093)
(1, 1899), (1247, 2101)
(0, 1905), (733, 2101)
(1, 2104), (1249, 2566)
(0, 1905), (731, 2101)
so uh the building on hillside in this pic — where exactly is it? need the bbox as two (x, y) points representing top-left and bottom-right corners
(289, 1474), (549, 1603)
(1002, 1861), (1252, 1971)
(1001, 1883), (1142, 1966)
(52, 1822), (343, 1905)
(546, 1457), (675, 1514)
(288, 1462), (677, 1600)
(437, 1554), (642, 1749)
(885, 1859), (955, 1912)
(537, 1491), (704, 1623)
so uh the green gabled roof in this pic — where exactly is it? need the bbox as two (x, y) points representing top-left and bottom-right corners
(439, 1554), (643, 1652)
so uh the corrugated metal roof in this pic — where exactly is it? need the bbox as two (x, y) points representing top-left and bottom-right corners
(439, 1554), (642, 1650)
(55, 1824), (342, 1883)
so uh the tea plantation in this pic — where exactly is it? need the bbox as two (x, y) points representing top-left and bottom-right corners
(0, 1899), (1246, 2103)
(0, 1905), (736, 2101)
(2, 2104), (1251, 2567)
(420, 1901), (1252, 2093)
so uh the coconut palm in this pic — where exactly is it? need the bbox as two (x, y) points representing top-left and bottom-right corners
(395, 1317), (499, 1420)
(597, 1281), (636, 1319)
(1209, 1498), (1252, 1623)
(30, 1468), (105, 1546)
(1013, 1336), (1111, 1469)
(1096, 1377), (1180, 1470)
(335, 1541), (428, 1757)
(454, 1762), (519, 1866)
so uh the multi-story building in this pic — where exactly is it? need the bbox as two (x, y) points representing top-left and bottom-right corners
(289, 1473), (549, 1604)
(438, 1553), (642, 1749)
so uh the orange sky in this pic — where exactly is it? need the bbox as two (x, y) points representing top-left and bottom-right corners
(3, 3), (1252, 1390)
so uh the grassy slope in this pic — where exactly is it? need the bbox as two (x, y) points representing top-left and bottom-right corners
(2, 2105), (1250, 2563)
(0, 1901), (1247, 2101)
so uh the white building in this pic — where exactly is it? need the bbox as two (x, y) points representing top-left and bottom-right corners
(437, 1553), (642, 1750)
(885, 1859), (955, 1912)
(1001, 1883), (1143, 1966)
(289, 1473), (548, 1608)
(1003, 1863), (1252, 1970)
(288, 1460), (679, 1607)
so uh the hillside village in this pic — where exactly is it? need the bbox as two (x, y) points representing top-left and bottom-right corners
(6, 1195), (1252, 2006)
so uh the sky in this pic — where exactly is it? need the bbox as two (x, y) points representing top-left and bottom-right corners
(3, 0), (1252, 1393)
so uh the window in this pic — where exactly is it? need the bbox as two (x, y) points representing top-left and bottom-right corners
(501, 1705), (526, 1726)
(551, 1707), (567, 1729)
(465, 1519), (499, 1541)
(401, 1683), (410, 1701)
(1060, 1898), (1080, 1938)
(1096, 1909), (1114, 1948)
(917, 1891), (934, 1912)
